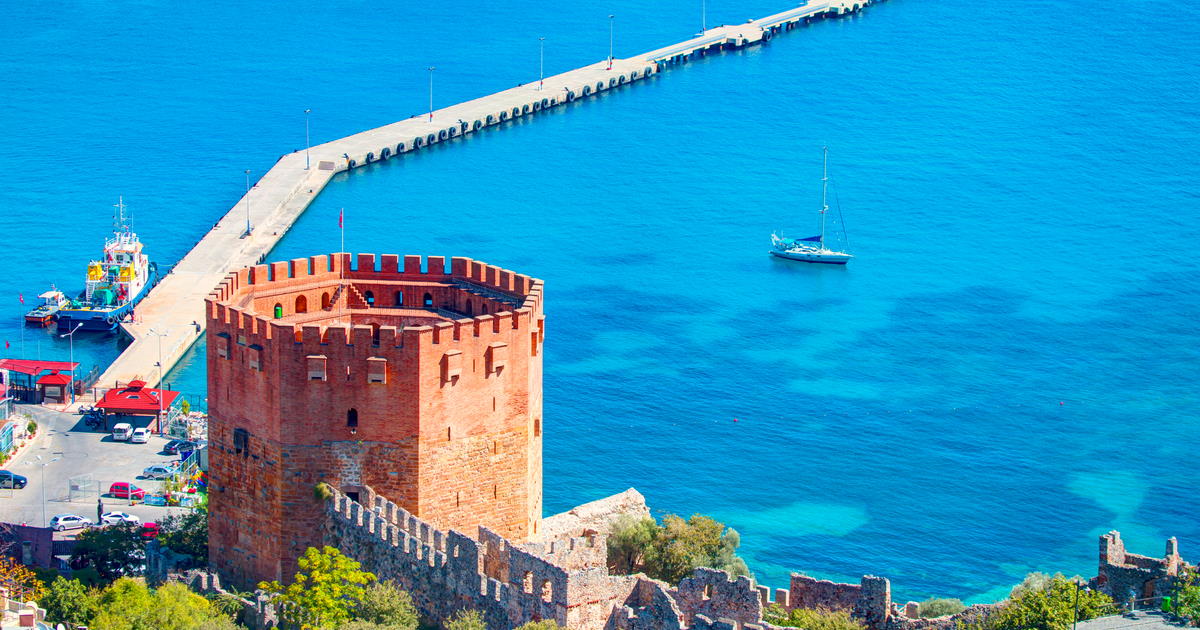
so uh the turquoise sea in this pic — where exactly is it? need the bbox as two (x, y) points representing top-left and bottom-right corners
(2, 0), (1197, 603)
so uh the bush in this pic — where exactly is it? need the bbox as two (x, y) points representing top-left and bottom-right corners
(159, 509), (209, 563)
(515, 621), (569, 630)
(963, 574), (1115, 630)
(917, 597), (966, 618)
(314, 482), (334, 502)
(606, 513), (750, 584)
(41, 577), (96, 626)
(763, 605), (865, 630)
(353, 581), (418, 630)
(26, 420), (37, 435)
(444, 609), (486, 630)
(88, 578), (235, 630)
(1168, 571), (1200, 624)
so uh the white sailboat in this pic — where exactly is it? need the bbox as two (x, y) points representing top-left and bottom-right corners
(770, 147), (853, 265)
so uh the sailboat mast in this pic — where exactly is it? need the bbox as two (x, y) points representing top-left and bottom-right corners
(819, 146), (829, 248)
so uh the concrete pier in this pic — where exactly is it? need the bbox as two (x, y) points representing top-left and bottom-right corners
(92, 0), (875, 394)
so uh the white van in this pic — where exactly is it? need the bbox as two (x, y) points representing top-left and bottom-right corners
(112, 423), (133, 441)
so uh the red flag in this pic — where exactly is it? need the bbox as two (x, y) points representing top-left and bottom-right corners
(4, 341), (8, 349)
(338, 208), (343, 229)
(18, 293), (23, 305)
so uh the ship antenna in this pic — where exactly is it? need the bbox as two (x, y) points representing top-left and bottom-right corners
(113, 196), (130, 234)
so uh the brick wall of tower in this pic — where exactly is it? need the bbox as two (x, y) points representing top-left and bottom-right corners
(206, 253), (544, 587)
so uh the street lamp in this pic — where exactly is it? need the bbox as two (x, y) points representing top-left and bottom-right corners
(539, 37), (546, 90)
(58, 322), (82, 403)
(149, 328), (169, 434)
(608, 15), (615, 70)
(304, 109), (312, 170)
(243, 169), (253, 236)
(30, 455), (60, 527)
(427, 66), (436, 121)
(702, 0), (707, 32)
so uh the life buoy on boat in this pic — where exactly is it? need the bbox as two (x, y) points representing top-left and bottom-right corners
(106, 315), (116, 325)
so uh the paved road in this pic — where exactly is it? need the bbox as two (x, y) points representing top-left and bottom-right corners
(1077, 611), (1190, 630)
(1, 405), (188, 534)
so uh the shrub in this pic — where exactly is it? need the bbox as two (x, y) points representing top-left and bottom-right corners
(353, 581), (418, 630)
(26, 420), (37, 435)
(917, 597), (966, 618)
(314, 482), (334, 502)
(515, 621), (570, 630)
(962, 574), (1115, 630)
(444, 609), (486, 630)
(606, 513), (750, 584)
(763, 604), (865, 630)
(259, 546), (377, 630)
(41, 576), (96, 626)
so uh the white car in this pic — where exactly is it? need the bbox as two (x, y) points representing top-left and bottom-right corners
(130, 428), (150, 444)
(101, 511), (141, 526)
(112, 423), (133, 441)
(49, 514), (92, 531)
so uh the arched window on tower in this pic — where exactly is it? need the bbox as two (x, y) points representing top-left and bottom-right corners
(347, 408), (358, 431)
(364, 290), (374, 306)
(423, 292), (433, 307)
(465, 301), (473, 316)
(322, 292), (332, 309)
(295, 295), (308, 313)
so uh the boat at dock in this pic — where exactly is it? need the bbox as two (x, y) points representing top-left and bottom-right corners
(55, 198), (156, 332)
(770, 147), (853, 265)
(24, 288), (68, 326)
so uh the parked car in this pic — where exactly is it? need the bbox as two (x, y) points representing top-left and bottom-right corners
(108, 482), (146, 500)
(142, 464), (176, 480)
(130, 427), (150, 444)
(49, 514), (92, 532)
(112, 423), (133, 441)
(0, 470), (27, 489)
(162, 439), (193, 455)
(140, 522), (160, 539)
(100, 511), (141, 526)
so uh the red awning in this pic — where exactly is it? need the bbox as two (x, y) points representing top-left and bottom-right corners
(37, 373), (71, 386)
(95, 381), (180, 416)
(0, 359), (79, 376)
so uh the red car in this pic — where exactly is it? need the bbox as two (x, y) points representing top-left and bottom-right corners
(141, 522), (160, 539)
(108, 482), (146, 500)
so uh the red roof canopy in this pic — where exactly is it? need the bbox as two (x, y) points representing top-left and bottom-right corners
(95, 382), (180, 415)
(0, 359), (79, 376)
(37, 373), (71, 386)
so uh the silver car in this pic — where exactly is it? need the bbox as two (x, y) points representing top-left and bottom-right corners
(49, 514), (92, 532)
(142, 464), (176, 480)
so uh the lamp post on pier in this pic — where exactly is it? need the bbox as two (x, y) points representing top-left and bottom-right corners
(427, 66), (436, 121)
(243, 169), (253, 236)
(59, 322), (82, 403)
(304, 109), (312, 170)
(538, 37), (546, 90)
(29, 455), (60, 528)
(702, 0), (707, 32)
(608, 15), (615, 70)
(149, 327), (169, 434)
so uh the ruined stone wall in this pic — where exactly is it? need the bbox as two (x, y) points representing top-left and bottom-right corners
(1093, 530), (1188, 605)
(321, 487), (640, 630)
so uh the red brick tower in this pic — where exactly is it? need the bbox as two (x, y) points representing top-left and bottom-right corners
(205, 253), (544, 586)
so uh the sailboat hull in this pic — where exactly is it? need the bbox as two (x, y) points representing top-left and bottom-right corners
(769, 249), (852, 265)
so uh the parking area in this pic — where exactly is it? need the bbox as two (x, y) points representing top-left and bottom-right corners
(0, 405), (193, 537)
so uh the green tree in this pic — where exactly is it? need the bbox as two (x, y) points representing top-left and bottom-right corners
(88, 579), (235, 630)
(352, 581), (418, 629)
(71, 522), (148, 582)
(917, 597), (966, 618)
(965, 574), (1114, 630)
(607, 515), (658, 575)
(159, 509), (209, 562)
(606, 513), (750, 584)
(514, 621), (569, 630)
(260, 546), (377, 630)
(444, 609), (486, 630)
(763, 605), (865, 630)
(41, 576), (97, 626)
(1174, 571), (1200, 624)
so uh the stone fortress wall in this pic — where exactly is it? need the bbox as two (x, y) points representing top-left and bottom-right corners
(206, 253), (545, 587)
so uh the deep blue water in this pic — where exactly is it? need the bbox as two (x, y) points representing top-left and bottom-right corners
(2, 0), (1198, 603)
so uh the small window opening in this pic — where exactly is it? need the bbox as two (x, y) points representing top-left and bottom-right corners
(446, 426), (452, 441)
(233, 428), (249, 456)
(465, 301), (473, 316)
(347, 408), (358, 429)
(492, 397), (496, 412)
(364, 290), (375, 306)
(481, 303), (488, 315)
(523, 572), (533, 594)
(493, 484), (498, 499)
(542, 580), (552, 603)
(534, 417), (541, 437)
(295, 295), (308, 313)
(322, 292), (332, 309)
(273, 303), (283, 319)
(394, 290), (403, 306)
(456, 491), (461, 507)
(423, 292), (433, 307)
(492, 440), (498, 454)
(703, 584), (714, 600)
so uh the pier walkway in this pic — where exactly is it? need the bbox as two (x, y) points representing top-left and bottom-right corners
(91, 0), (874, 395)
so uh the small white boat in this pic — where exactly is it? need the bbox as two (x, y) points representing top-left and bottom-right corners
(770, 147), (852, 265)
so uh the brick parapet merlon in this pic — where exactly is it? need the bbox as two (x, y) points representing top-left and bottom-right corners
(1093, 530), (1190, 605)
(324, 486), (628, 630)
(205, 253), (544, 351)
